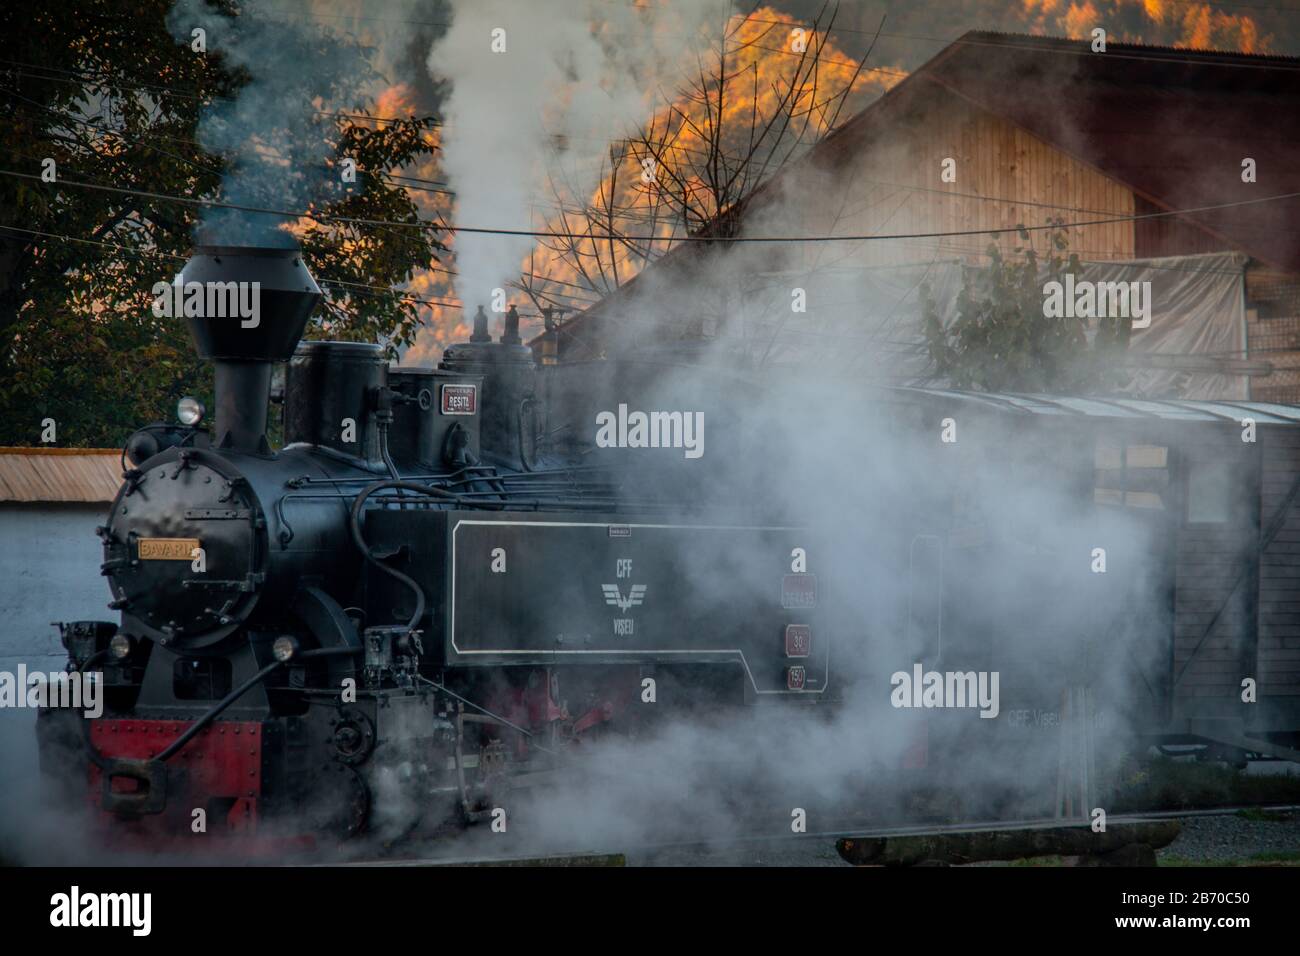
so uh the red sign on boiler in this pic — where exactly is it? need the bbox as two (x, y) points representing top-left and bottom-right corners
(785, 624), (811, 658)
(441, 383), (477, 415)
(781, 574), (817, 609)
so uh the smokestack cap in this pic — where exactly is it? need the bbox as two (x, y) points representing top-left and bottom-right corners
(179, 245), (322, 362)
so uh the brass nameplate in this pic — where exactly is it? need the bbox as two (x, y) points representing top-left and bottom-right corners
(137, 537), (201, 561)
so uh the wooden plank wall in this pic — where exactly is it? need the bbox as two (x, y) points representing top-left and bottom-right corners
(566, 87), (1143, 356)
(1173, 436), (1258, 706)
(1258, 428), (1300, 698)
(804, 92), (1137, 271)
(1133, 195), (1225, 260)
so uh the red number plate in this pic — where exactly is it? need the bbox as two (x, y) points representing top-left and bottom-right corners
(781, 574), (817, 609)
(786, 666), (806, 691)
(785, 624), (811, 658)
(441, 383), (477, 415)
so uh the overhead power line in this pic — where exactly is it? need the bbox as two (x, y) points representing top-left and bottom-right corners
(4, 166), (1299, 246)
(0, 222), (466, 310)
(3, 93), (1173, 223)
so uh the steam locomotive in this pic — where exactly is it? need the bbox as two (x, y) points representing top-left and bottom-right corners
(36, 245), (828, 849)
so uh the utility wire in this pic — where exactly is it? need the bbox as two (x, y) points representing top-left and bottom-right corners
(0, 223), (462, 309)
(5, 166), (1298, 245)
(4, 94), (1168, 230)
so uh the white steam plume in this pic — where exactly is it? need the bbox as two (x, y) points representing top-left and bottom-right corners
(427, 0), (713, 315)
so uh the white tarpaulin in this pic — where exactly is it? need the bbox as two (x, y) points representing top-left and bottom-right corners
(1082, 252), (1248, 400)
(742, 259), (964, 378)
(748, 251), (1248, 400)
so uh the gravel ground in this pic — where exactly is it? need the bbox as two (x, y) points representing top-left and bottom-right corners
(629, 837), (847, 866)
(1156, 811), (1300, 865)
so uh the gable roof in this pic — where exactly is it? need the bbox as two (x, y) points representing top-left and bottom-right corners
(860, 31), (1300, 273)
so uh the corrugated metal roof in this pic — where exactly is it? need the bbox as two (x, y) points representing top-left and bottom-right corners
(0, 448), (123, 503)
(895, 388), (1300, 425)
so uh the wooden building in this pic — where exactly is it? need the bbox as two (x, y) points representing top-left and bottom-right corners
(883, 387), (1300, 752)
(539, 32), (1300, 402)
(0, 447), (121, 675)
(0, 447), (121, 811)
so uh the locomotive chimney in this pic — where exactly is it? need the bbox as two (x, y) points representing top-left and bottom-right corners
(178, 245), (322, 455)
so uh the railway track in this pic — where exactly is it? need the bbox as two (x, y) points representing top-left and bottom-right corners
(335, 802), (1300, 866)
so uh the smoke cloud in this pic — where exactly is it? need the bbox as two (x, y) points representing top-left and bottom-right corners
(426, 0), (716, 314)
(451, 361), (1163, 858)
(166, 0), (435, 246)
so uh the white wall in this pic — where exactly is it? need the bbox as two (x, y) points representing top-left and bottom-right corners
(0, 503), (111, 846)
(0, 503), (111, 669)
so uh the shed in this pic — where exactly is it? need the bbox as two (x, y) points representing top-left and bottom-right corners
(881, 387), (1300, 753)
(0, 447), (122, 671)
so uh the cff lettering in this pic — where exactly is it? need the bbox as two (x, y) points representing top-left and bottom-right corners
(613, 558), (635, 635)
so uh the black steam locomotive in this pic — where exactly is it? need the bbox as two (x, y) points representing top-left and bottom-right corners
(37, 245), (827, 850)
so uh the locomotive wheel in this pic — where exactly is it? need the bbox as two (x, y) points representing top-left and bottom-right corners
(330, 709), (376, 766)
(341, 765), (370, 838)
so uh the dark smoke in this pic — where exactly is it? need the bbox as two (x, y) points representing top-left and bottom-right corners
(166, 0), (404, 245)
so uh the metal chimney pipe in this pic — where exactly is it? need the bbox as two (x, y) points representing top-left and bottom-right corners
(178, 245), (322, 455)
(214, 362), (274, 455)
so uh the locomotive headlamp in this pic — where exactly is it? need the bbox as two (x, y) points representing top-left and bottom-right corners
(176, 396), (206, 426)
(272, 636), (299, 663)
(108, 633), (134, 661)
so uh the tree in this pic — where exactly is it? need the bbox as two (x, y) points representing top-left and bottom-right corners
(516, 4), (884, 336)
(921, 221), (1131, 394)
(0, 1), (445, 447)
